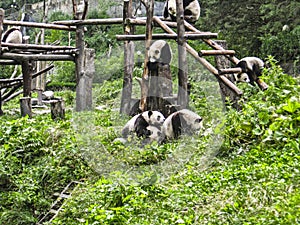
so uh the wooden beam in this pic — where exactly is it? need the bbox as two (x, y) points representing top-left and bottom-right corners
(0, 52), (74, 61)
(52, 18), (124, 26)
(1, 42), (77, 51)
(3, 20), (75, 31)
(0, 59), (19, 65)
(199, 49), (235, 57)
(218, 68), (242, 75)
(153, 16), (243, 96)
(116, 33), (218, 41)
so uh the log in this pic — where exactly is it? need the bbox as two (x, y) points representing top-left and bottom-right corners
(21, 60), (32, 97)
(218, 67), (242, 75)
(20, 97), (32, 117)
(1, 42), (77, 51)
(140, 0), (154, 112)
(3, 20), (75, 31)
(199, 49), (235, 57)
(116, 33), (218, 41)
(127, 18), (178, 28)
(50, 99), (65, 120)
(75, 48), (95, 111)
(153, 16), (243, 96)
(53, 18), (124, 26)
(176, 0), (188, 108)
(0, 59), (19, 65)
(0, 52), (75, 61)
(120, 0), (134, 115)
(0, 9), (4, 55)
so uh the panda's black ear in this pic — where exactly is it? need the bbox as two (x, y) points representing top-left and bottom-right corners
(148, 111), (153, 118)
(195, 118), (202, 123)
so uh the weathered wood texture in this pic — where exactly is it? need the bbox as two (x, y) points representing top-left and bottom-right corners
(147, 63), (173, 111)
(21, 60), (33, 97)
(120, 0), (134, 115)
(153, 16), (243, 96)
(140, 0), (154, 112)
(0, 9), (4, 55)
(176, 0), (188, 109)
(20, 97), (32, 117)
(75, 48), (95, 111)
(215, 40), (240, 109)
(51, 99), (65, 120)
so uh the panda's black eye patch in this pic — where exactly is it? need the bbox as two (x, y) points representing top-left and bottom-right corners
(195, 118), (202, 123)
(155, 50), (160, 54)
(237, 74), (241, 78)
(244, 78), (248, 81)
(157, 116), (161, 120)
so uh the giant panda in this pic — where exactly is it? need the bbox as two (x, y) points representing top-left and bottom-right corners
(142, 125), (163, 145)
(147, 40), (172, 71)
(122, 110), (165, 139)
(162, 109), (203, 140)
(234, 57), (264, 86)
(163, 0), (201, 23)
(2, 27), (23, 44)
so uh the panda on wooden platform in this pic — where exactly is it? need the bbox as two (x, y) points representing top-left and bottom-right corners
(163, 0), (201, 23)
(162, 109), (203, 140)
(147, 40), (172, 71)
(234, 57), (264, 86)
(122, 110), (165, 139)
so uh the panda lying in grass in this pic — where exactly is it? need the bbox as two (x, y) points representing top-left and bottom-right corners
(121, 110), (165, 144)
(119, 109), (203, 145)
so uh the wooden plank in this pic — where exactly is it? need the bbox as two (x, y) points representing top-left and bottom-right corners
(218, 67), (242, 75)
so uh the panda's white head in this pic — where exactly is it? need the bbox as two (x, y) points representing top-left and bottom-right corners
(167, 0), (177, 17)
(233, 72), (250, 83)
(148, 40), (172, 64)
(142, 110), (165, 126)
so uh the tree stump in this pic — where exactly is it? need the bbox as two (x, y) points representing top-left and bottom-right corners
(50, 99), (65, 120)
(20, 97), (32, 117)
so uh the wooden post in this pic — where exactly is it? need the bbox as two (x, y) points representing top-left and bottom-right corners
(176, 0), (188, 109)
(51, 99), (65, 120)
(215, 40), (240, 110)
(140, 0), (154, 112)
(76, 48), (95, 111)
(0, 91), (3, 115)
(21, 60), (33, 97)
(0, 8), (4, 55)
(120, 0), (134, 115)
(75, 24), (86, 111)
(20, 97), (32, 117)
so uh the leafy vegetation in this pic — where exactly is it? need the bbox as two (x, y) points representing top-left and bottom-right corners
(1, 58), (298, 224)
